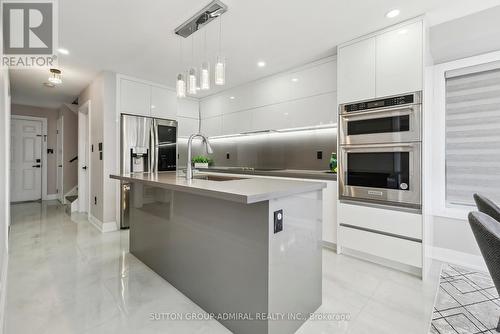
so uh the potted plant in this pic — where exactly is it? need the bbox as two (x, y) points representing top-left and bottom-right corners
(192, 155), (213, 169)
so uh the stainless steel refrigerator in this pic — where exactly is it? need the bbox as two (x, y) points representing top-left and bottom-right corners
(120, 114), (177, 229)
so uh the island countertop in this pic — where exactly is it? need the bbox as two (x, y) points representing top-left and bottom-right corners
(110, 172), (326, 204)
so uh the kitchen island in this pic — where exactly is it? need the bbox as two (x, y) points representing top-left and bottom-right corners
(110, 172), (324, 334)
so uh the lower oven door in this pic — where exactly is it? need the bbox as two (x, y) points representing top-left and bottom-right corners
(339, 142), (421, 207)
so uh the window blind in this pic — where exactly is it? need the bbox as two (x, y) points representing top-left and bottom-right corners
(445, 67), (500, 206)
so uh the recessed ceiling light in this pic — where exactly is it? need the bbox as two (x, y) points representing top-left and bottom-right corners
(398, 29), (408, 35)
(257, 61), (266, 68)
(291, 78), (299, 82)
(229, 96), (235, 100)
(385, 9), (400, 18)
(57, 48), (69, 55)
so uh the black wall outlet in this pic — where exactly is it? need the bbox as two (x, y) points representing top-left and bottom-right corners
(99, 152), (103, 160)
(317, 151), (323, 159)
(91, 144), (94, 152)
(274, 210), (283, 234)
(94, 196), (97, 205)
(226, 152), (230, 159)
(98, 142), (103, 151)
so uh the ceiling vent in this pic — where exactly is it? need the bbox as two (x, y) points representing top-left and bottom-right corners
(174, 0), (227, 38)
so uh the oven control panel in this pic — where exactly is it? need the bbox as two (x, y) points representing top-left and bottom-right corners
(343, 94), (415, 113)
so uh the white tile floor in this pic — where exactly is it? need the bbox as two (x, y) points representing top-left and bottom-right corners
(4, 200), (441, 334)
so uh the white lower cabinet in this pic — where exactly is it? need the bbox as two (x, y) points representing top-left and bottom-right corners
(338, 202), (423, 268)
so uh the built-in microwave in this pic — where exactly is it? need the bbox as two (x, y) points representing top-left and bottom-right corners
(339, 92), (422, 145)
(338, 142), (421, 207)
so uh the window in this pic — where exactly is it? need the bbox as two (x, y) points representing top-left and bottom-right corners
(445, 63), (500, 206)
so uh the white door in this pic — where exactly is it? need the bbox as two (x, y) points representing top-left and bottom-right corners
(78, 110), (89, 213)
(11, 118), (43, 202)
(56, 116), (64, 203)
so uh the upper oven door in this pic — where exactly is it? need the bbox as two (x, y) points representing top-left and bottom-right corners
(339, 142), (421, 207)
(339, 104), (421, 145)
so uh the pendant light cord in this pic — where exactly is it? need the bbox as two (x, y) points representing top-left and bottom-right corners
(218, 16), (222, 54)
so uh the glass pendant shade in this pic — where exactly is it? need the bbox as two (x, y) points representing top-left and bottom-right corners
(215, 55), (225, 86)
(188, 68), (197, 95)
(201, 62), (210, 90)
(48, 68), (62, 84)
(176, 74), (186, 98)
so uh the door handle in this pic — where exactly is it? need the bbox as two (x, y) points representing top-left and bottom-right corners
(82, 166), (87, 170)
(32, 165), (41, 168)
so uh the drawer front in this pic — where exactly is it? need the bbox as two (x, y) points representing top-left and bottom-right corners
(339, 226), (422, 268)
(339, 202), (422, 239)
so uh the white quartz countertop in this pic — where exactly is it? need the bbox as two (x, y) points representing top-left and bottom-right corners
(110, 172), (326, 204)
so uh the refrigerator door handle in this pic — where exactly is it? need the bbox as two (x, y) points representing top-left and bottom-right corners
(152, 119), (159, 173)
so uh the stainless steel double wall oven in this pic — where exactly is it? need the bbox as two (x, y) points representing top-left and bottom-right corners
(338, 92), (422, 208)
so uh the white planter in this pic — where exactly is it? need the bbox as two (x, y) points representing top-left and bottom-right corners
(194, 162), (209, 169)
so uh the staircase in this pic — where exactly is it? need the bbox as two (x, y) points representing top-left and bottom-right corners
(65, 195), (78, 215)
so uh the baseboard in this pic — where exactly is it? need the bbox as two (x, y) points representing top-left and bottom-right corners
(341, 246), (423, 277)
(322, 241), (337, 252)
(0, 249), (8, 334)
(430, 246), (487, 272)
(43, 193), (58, 201)
(88, 214), (118, 233)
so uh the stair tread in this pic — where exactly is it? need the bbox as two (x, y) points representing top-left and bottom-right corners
(66, 195), (78, 203)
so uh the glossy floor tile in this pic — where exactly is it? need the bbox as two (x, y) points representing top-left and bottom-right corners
(4, 201), (441, 334)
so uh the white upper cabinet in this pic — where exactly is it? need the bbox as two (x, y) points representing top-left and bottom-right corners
(120, 79), (151, 116)
(376, 21), (423, 97)
(338, 19), (424, 103)
(222, 111), (253, 135)
(201, 116), (222, 137)
(199, 58), (338, 135)
(150, 86), (176, 120)
(338, 38), (376, 103)
(177, 116), (199, 138)
(176, 98), (199, 119)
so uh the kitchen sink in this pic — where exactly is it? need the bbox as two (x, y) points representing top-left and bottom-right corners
(193, 174), (248, 182)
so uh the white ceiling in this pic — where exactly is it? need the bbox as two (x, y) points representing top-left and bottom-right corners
(10, 0), (500, 108)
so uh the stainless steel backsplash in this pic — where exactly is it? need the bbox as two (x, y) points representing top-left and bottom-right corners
(178, 127), (337, 171)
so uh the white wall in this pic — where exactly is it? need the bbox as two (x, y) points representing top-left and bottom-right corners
(199, 56), (337, 136)
(79, 72), (116, 225)
(430, 5), (500, 64)
(425, 51), (500, 270)
(0, 68), (10, 333)
(60, 105), (78, 195)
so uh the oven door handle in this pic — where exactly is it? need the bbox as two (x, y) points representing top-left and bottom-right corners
(341, 106), (416, 120)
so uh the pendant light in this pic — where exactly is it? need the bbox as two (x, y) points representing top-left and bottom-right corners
(214, 16), (225, 86)
(176, 39), (186, 98)
(176, 74), (186, 98)
(188, 68), (197, 95)
(188, 36), (197, 95)
(200, 30), (210, 90)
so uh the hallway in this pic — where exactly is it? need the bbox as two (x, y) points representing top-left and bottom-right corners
(4, 201), (440, 334)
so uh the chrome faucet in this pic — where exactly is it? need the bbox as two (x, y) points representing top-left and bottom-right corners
(186, 133), (213, 180)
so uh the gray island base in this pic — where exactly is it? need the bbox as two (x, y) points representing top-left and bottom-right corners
(111, 172), (324, 334)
